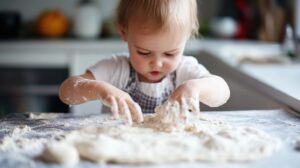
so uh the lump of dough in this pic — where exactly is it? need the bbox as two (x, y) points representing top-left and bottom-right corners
(9, 125), (31, 137)
(26, 112), (62, 120)
(38, 141), (79, 166)
(75, 134), (137, 164)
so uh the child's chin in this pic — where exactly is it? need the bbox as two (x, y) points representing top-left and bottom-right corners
(147, 76), (164, 83)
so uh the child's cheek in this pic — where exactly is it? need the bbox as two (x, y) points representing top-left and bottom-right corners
(131, 56), (147, 72)
(136, 62), (145, 72)
(167, 59), (180, 72)
(165, 62), (176, 73)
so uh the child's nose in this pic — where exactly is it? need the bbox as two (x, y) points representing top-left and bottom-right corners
(151, 58), (163, 68)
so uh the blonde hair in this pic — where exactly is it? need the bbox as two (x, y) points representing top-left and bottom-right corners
(117, 0), (199, 38)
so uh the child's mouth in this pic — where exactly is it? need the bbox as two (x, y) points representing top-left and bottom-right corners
(150, 71), (160, 76)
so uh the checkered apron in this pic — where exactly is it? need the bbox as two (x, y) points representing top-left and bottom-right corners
(123, 65), (176, 113)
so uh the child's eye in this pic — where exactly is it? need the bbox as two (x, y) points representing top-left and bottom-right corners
(137, 51), (151, 56)
(164, 53), (177, 57)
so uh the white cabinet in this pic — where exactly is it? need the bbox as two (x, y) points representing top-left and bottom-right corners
(69, 52), (111, 75)
(68, 52), (111, 115)
(0, 49), (69, 68)
(0, 40), (127, 114)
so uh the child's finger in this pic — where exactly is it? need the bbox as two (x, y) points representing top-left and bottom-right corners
(187, 98), (200, 115)
(180, 97), (188, 122)
(102, 96), (120, 119)
(129, 101), (143, 123)
(134, 103), (144, 122)
(103, 96), (120, 119)
(110, 97), (120, 119)
(126, 100), (138, 122)
(119, 100), (132, 125)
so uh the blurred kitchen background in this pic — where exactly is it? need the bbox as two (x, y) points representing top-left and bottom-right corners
(0, 0), (299, 116)
(0, 0), (298, 40)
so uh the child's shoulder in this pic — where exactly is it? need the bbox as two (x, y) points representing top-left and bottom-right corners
(176, 55), (210, 82)
(90, 52), (130, 70)
(180, 55), (199, 65)
(110, 52), (130, 62)
(98, 52), (130, 65)
(177, 55), (208, 73)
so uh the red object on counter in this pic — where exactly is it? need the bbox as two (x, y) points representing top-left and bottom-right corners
(234, 0), (253, 39)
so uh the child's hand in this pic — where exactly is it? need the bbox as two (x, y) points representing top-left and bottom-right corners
(169, 81), (200, 115)
(100, 84), (144, 125)
(59, 71), (143, 125)
(169, 75), (230, 114)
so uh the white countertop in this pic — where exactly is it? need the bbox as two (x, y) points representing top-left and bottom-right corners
(204, 42), (299, 101)
(193, 40), (300, 111)
(241, 64), (300, 101)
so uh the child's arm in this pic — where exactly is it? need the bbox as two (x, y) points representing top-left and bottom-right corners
(59, 71), (143, 125)
(170, 74), (230, 113)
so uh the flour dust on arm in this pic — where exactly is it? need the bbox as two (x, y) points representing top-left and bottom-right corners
(59, 72), (101, 106)
(59, 71), (143, 124)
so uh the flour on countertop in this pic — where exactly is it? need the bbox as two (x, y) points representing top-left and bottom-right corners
(0, 136), (46, 152)
(37, 101), (281, 164)
(0, 106), (282, 165)
(0, 125), (46, 153)
(8, 125), (31, 137)
(25, 113), (63, 120)
(0, 113), (118, 154)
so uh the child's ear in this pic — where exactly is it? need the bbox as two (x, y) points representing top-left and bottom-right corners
(118, 25), (127, 41)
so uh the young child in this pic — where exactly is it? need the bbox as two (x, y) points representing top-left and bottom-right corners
(59, 0), (230, 125)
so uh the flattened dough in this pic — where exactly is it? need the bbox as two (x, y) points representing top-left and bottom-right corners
(54, 102), (281, 164)
(38, 141), (79, 166)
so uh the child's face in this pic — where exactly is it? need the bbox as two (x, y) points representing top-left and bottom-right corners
(120, 24), (189, 83)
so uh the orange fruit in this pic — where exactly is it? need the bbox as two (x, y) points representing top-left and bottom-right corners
(36, 10), (69, 38)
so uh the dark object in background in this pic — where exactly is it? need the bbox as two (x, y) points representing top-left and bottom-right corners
(0, 67), (69, 115)
(217, 0), (255, 40)
(0, 11), (21, 39)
